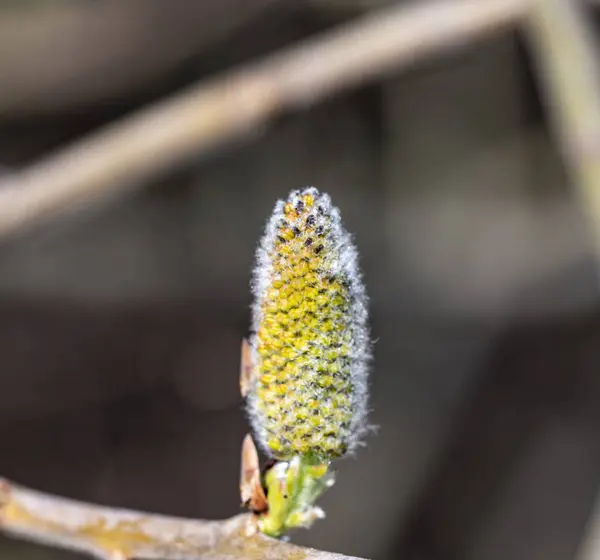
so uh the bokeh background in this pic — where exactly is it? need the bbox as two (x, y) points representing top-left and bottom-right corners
(0, 2), (599, 559)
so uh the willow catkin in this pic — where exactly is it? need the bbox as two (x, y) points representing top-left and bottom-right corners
(247, 187), (370, 461)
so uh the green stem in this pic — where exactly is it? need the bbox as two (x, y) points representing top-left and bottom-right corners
(258, 455), (335, 538)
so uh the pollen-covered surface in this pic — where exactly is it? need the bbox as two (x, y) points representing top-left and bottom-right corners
(248, 188), (370, 460)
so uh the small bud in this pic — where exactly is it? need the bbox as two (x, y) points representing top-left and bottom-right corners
(239, 434), (268, 515)
(247, 187), (370, 461)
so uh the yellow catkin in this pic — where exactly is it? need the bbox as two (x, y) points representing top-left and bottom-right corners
(247, 188), (370, 460)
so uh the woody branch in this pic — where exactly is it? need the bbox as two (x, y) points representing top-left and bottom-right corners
(0, 478), (365, 560)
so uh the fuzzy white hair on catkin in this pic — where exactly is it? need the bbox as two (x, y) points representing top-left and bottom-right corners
(247, 187), (373, 458)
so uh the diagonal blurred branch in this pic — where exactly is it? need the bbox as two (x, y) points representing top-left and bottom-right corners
(525, 0), (600, 263)
(0, 0), (527, 240)
(0, 478), (366, 560)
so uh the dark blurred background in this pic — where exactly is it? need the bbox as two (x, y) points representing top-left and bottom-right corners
(0, 2), (599, 559)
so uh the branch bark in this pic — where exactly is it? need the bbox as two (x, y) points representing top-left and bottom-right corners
(0, 0), (527, 240)
(0, 478), (366, 560)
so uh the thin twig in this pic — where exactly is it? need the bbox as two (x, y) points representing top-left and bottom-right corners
(524, 0), (600, 261)
(0, 0), (527, 240)
(0, 478), (366, 560)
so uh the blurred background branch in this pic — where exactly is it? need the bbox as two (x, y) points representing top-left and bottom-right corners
(0, 0), (526, 241)
(577, 486), (600, 560)
(514, 3), (600, 557)
(525, 0), (600, 267)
